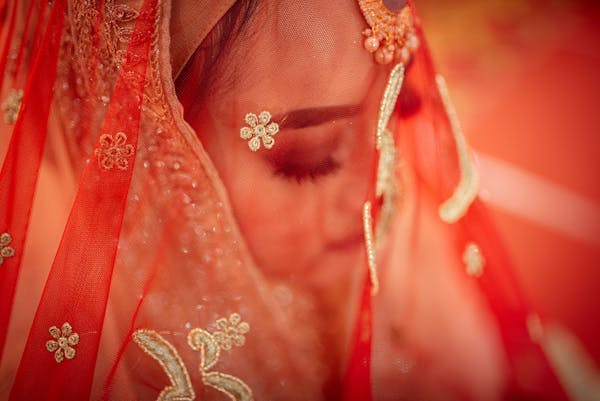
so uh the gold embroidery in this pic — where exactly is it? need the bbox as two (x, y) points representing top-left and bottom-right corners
(0, 232), (16, 265)
(203, 372), (253, 401)
(45, 322), (80, 363)
(240, 111), (279, 152)
(357, 0), (419, 65)
(132, 330), (195, 401)
(436, 75), (480, 224)
(94, 132), (135, 170)
(375, 64), (405, 243)
(1, 88), (24, 125)
(462, 242), (485, 278)
(188, 314), (254, 401)
(134, 314), (253, 401)
(363, 202), (380, 295)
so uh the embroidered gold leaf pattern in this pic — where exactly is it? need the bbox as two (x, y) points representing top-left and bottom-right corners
(0, 232), (16, 265)
(134, 314), (253, 401)
(436, 75), (480, 224)
(188, 328), (220, 371)
(240, 111), (279, 152)
(462, 242), (485, 278)
(203, 372), (253, 401)
(1, 88), (24, 125)
(132, 330), (195, 401)
(45, 322), (79, 363)
(94, 132), (135, 170)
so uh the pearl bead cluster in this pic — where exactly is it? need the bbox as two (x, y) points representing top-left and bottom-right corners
(358, 0), (419, 65)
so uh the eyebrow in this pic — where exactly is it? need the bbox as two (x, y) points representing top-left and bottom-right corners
(277, 104), (363, 130)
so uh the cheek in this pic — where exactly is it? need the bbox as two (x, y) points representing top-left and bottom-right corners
(219, 148), (324, 275)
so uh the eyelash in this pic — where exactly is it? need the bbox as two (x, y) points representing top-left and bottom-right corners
(273, 155), (342, 184)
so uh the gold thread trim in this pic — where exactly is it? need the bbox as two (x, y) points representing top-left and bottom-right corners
(376, 63), (405, 151)
(436, 75), (480, 224)
(132, 330), (196, 401)
(363, 202), (379, 295)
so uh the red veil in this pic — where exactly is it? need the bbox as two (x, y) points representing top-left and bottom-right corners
(0, 0), (588, 400)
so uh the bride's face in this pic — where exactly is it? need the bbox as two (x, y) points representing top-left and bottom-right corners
(185, 0), (388, 286)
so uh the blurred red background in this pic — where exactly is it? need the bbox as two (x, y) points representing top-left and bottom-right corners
(417, 0), (600, 361)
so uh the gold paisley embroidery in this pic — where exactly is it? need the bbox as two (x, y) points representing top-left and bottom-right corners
(375, 64), (405, 243)
(462, 241), (485, 278)
(188, 314), (254, 401)
(203, 372), (253, 401)
(1, 88), (24, 125)
(0, 232), (16, 265)
(132, 330), (195, 401)
(94, 132), (135, 170)
(363, 202), (379, 295)
(45, 322), (79, 363)
(133, 314), (253, 401)
(436, 75), (480, 224)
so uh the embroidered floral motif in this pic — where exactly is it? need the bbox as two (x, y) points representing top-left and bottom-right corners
(240, 111), (279, 152)
(213, 313), (250, 351)
(134, 313), (254, 401)
(0, 233), (16, 265)
(462, 242), (485, 278)
(1, 88), (24, 124)
(94, 132), (135, 170)
(188, 313), (253, 401)
(45, 322), (80, 363)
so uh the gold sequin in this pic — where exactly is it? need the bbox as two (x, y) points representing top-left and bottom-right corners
(94, 132), (135, 170)
(1, 88), (24, 125)
(363, 202), (380, 295)
(462, 242), (485, 278)
(436, 75), (480, 224)
(240, 111), (279, 152)
(45, 322), (79, 364)
(132, 330), (195, 401)
(0, 232), (16, 265)
(357, 0), (419, 65)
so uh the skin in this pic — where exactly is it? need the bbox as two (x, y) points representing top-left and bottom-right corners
(183, 0), (389, 287)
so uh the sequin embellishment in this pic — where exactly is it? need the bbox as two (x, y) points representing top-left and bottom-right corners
(133, 314), (253, 401)
(462, 242), (485, 277)
(45, 322), (80, 363)
(357, 0), (419, 65)
(240, 111), (279, 152)
(94, 132), (135, 170)
(1, 88), (24, 125)
(0, 232), (16, 265)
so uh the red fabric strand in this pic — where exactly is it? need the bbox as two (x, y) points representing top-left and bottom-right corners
(8, 0), (156, 399)
(0, 0), (65, 361)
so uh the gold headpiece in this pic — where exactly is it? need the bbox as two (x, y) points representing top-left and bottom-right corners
(357, 0), (419, 65)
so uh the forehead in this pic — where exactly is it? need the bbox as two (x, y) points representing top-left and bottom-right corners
(220, 0), (377, 112)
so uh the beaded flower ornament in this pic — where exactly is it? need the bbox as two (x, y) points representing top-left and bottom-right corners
(358, 0), (419, 65)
